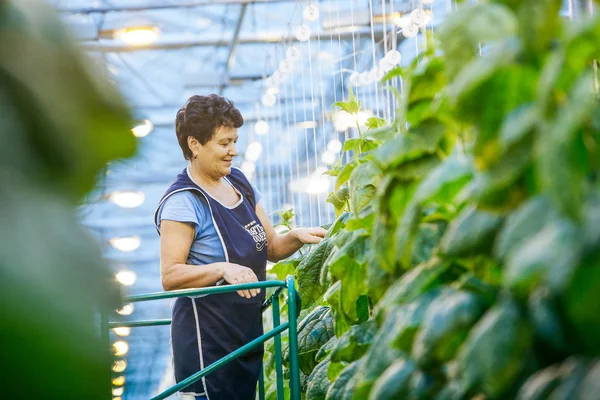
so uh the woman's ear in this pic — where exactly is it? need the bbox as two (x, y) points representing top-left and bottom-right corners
(187, 136), (199, 158)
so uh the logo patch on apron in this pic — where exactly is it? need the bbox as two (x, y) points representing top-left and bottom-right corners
(244, 220), (268, 251)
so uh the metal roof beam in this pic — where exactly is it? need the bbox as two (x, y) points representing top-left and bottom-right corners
(57, 0), (296, 14)
(81, 27), (387, 52)
(220, 3), (248, 95)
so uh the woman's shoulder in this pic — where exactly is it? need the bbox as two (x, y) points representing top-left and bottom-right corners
(160, 190), (210, 217)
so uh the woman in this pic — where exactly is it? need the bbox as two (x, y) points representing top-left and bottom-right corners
(154, 94), (326, 400)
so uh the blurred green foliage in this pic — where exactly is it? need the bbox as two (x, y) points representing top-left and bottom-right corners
(0, 1), (136, 398)
(266, 1), (600, 399)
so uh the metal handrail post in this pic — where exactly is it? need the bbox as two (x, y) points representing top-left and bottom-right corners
(151, 322), (289, 400)
(272, 294), (284, 400)
(258, 366), (265, 400)
(286, 276), (301, 400)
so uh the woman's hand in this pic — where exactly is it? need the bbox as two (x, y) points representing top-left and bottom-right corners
(220, 263), (260, 299)
(291, 227), (328, 245)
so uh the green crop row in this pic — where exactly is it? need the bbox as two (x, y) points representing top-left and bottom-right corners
(265, 1), (600, 399)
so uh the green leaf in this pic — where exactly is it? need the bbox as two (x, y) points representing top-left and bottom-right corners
(327, 212), (352, 238)
(537, 72), (597, 220)
(413, 151), (473, 204)
(381, 66), (404, 83)
(374, 119), (446, 169)
(307, 357), (332, 400)
(0, 2), (136, 199)
(393, 153), (473, 267)
(0, 2), (136, 398)
(493, 195), (559, 260)
(333, 87), (361, 114)
(365, 117), (386, 130)
(409, 57), (447, 105)
(336, 163), (357, 190)
(564, 255), (600, 355)
(325, 359), (362, 400)
(518, 0), (562, 54)
(457, 297), (533, 398)
(374, 258), (451, 321)
(413, 291), (488, 368)
(439, 3), (519, 78)
(439, 206), (503, 258)
(297, 239), (335, 308)
(369, 359), (417, 400)
(498, 103), (538, 151)
(270, 258), (301, 281)
(343, 138), (362, 153)
(393, 156), (441, 182)
(353, 309), (406, 397)
(327, 186), (350, 214)
(349, 162), (380, 214)
(447, 38), (521, 104)
(297, 307), (335, 375)
(504, 221), (582, 297)
(330, 319), (377, 363)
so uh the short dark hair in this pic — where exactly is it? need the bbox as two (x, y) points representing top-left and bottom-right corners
(175, 94), (244, 160)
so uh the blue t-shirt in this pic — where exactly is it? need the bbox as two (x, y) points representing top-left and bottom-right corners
(157, 178), (262, 266)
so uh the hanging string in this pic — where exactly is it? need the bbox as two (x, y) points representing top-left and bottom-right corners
(335, 0), (350, 164)
(315, 0), (335, 223)
(275, 47), (286, 208)
(298, 22), (315, 227)
(306, 8), (323, 226)
(289, 31), (305, 228)
(382, 0), (392, 120)
(349, 0), (359, 101)
(282, 67), (295, 211)
(389, 0), (398, 118)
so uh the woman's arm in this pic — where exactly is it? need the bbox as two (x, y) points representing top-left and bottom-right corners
(255, 203), (327, 263)
(160, 219), (260, 298)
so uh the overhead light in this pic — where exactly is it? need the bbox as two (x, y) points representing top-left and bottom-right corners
(116, 270), (137, 286)
(113, 327), (131, 337)
(113, 397), (123, 400)
(110, 236), (141, 252)
(296, 24), (311, 41)
(333, 110), (372, 131)
(303, 4), (320, 22)
(113, 26), (159, 45)
(297, 120), (317, 129)
(109, 191), (145, 208)
(288, 167), (331, 194)
(112, 387), (124, 397)
(196, 17), (211, 28)
(321, 151), (336, 165)
(254, 120), (269, 135)
(266, 87), (279, 95)
(331, 25), (361, 34)
(261, 92), (277, 107)
(112, 360), (127, 373)
(116, 303), (134, 316)
(333, 111), (355, 132)
(286, 46), (301, 62)
(327, 139), (343, 153)
(241, 161), (256, 176)
(131, 119), (153, 137)
(245, 141), (263, 162)
(112, 376), (126, 386)
(113, 340), (129, 357)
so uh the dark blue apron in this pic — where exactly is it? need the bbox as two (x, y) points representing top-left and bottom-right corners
(154, 167), (268, 400)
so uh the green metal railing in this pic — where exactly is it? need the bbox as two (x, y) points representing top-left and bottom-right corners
(102, 276), (301, 400)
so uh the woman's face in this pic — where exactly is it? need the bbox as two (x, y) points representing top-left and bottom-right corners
(195, 126), (239, 178)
